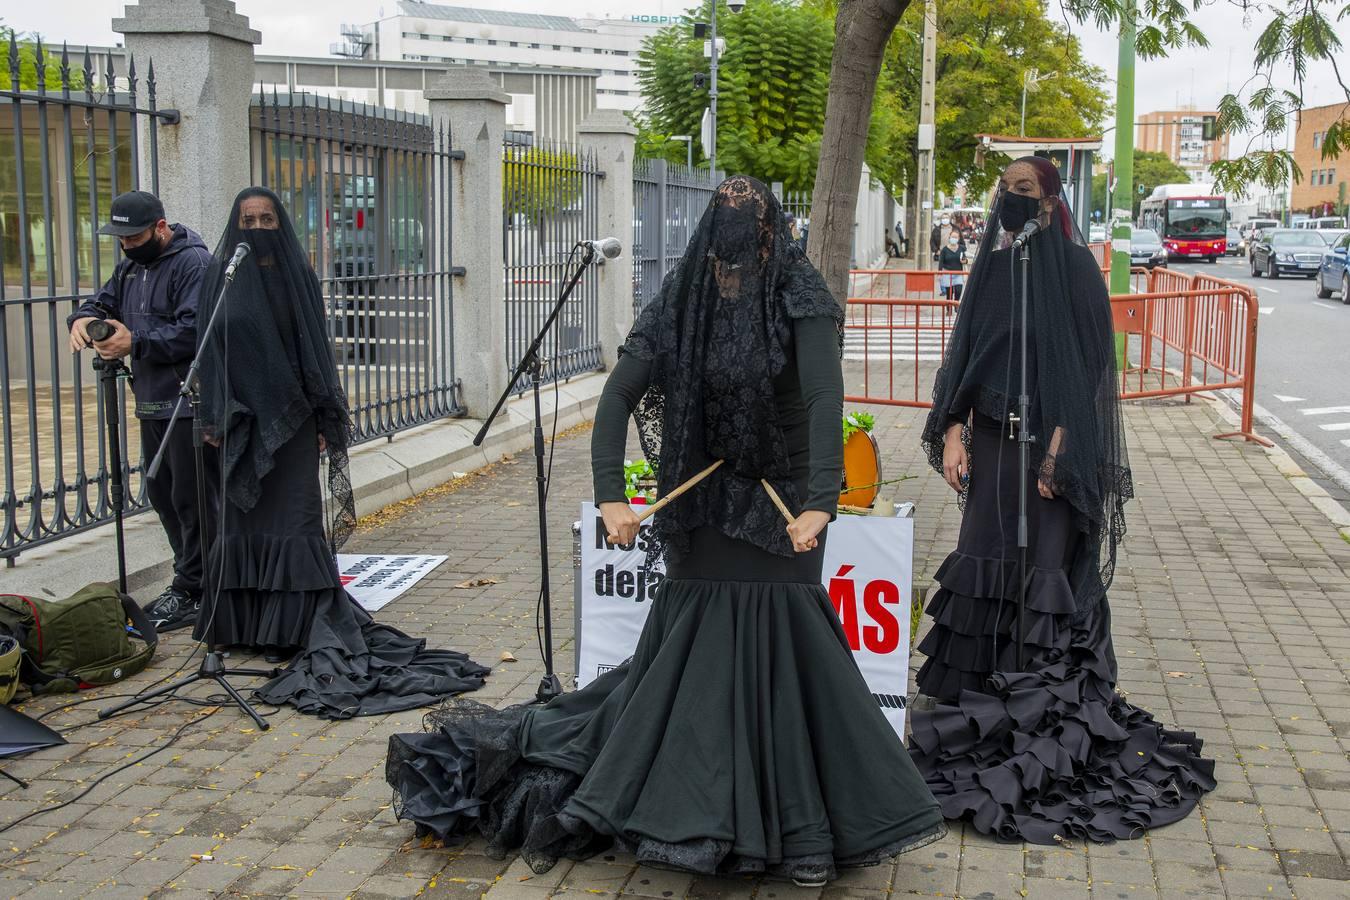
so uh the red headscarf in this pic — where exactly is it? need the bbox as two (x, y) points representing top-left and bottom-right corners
(1015, 155), (1074, 238)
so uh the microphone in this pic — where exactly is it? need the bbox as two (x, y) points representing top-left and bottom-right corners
(580, 237), (622, 260)
(223, 241), (252, 280)
(1011, 219), (1042, 250)
(86, 319), (115, 343)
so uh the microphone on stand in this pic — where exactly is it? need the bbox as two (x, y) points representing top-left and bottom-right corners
(580, 237), (622, 260)
(1011, 219), (1042, 250)
(223, 241), (252, 280)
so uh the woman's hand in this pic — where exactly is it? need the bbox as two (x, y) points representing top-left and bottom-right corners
(318, 434), (327, 454)
(942, 422), (969, 492)
(599, 501), (640, 546)
(787, 509), (830, 553)
(1039, 426), (1064, 499)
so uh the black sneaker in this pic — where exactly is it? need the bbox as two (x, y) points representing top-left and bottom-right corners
(142, 586), (201, 633)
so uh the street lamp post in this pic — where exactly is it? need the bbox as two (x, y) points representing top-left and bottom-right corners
(700, 2), (744, 176)
(1020, 67), (1059, 137)
(670, 135), (693, 170)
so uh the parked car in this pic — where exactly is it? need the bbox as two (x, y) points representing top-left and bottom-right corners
(1225, 226), (1243, 256)
(1128, 227), (1167, 269)
(1315, 232), (1350, 302)
(1249, 229), (1328, 279)
(1089, 225), (1108, 243)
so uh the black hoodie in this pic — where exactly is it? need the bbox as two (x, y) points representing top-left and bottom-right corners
(69, 224), (212, 419)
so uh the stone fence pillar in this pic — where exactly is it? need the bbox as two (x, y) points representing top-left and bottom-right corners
(113, 0), (259, 249)
(577, 110), (637, 372)
(426, 70), (510, 421)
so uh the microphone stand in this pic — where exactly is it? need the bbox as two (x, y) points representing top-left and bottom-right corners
(1011, 237), (1035, 671)
(473, 242), (598, 704)
(100, 262), (278, 730)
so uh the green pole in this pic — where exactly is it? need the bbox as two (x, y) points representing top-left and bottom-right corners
(1109, 0), (1136, 366)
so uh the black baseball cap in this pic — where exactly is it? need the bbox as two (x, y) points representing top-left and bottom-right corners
(98, 190), (166, 237)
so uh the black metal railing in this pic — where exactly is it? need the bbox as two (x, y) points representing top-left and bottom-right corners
(632, 158), (721, 311)
(0, 36), (177, 559)
(251, 89), (465, 442)
(502, 138), (604, 391)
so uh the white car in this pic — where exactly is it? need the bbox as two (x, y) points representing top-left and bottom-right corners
(1089, 225), (1107, 243)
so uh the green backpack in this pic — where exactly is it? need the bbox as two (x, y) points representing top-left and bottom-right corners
(0, 585), (158, 695)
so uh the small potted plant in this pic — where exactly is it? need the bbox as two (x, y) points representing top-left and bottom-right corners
(624, 459), (658, 505)
(839, 411), (882, 510)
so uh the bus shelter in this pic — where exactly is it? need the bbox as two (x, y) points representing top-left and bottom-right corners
(973, 134), (1101, 237)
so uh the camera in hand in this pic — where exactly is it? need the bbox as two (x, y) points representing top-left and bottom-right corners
(86, 319), (115, 342)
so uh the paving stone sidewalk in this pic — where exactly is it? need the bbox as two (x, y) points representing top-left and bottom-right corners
(2, 392), (1349, 900)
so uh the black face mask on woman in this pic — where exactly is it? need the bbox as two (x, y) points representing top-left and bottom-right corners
(999, 192), (1042, 233)
(241, 228), (286, 268)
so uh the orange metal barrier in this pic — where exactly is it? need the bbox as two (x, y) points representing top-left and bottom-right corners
(844, 265), (1268, 445)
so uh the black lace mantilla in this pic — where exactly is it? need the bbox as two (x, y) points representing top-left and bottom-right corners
(623, 176), (843, 563)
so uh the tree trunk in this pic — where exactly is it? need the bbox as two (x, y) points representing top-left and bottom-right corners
(807, 0), (911, 302)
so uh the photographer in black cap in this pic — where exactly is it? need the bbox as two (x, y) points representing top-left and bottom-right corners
(67, 190), (217, 631)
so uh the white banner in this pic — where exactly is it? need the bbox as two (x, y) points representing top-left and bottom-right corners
(338, 554), (447, 612)
(576, 504), (913, 737)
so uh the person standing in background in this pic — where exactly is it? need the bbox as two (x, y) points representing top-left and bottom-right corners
(67, 190), (216, 632)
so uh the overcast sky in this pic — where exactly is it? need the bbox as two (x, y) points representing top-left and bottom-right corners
(10, 0), (1344, 162)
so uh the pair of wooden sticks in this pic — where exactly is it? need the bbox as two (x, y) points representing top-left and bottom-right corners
(632, 458), (797, 525)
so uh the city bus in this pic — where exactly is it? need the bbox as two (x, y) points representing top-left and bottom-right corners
(1137, 184), (1228, 263)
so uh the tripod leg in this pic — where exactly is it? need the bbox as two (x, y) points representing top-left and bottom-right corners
(211, 675), (271, 731)
(97, 671), (206, 719)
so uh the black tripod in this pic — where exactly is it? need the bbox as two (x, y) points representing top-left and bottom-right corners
(98, 255), (278, 730)
(87, 332), (132, 594)
(474, 243), (598, 703)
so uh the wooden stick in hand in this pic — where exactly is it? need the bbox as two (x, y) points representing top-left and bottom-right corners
(760, 479), (796, 524)
(635, 459), (724, 523)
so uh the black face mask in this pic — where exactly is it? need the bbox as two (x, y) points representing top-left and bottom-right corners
(999, 192), (1042, 233)
(123, 233), (165, 266)
(241, 228), (285, 267)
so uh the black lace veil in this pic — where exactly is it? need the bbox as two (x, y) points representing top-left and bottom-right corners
(197, 186), (357, 553)
(921, 157), (1132, 615)
(624, 176), (843, 559)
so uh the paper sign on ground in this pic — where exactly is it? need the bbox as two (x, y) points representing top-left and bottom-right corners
(337, 554), (447, 612)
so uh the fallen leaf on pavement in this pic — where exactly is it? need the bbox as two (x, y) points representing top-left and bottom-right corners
(455, 577), (500, 589)
(500, 651), (518, 663)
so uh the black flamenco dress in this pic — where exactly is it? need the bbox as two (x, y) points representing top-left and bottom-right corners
(909, 245), (1216, 843)
(194, 187), (489, 718)
(386, 315), (947, 880)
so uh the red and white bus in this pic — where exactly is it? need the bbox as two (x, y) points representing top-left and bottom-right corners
(1137, 185), (1228, 263)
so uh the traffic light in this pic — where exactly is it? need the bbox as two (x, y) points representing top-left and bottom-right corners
(693, 22), (708, 38)
(1202, 115), (1218, 141)
(693, 73), (708, 90)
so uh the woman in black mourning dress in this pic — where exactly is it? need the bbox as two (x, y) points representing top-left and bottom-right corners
(385, 176), (946, 885)
(909, 157), (1216, 843)
(194, 186), (488, 717)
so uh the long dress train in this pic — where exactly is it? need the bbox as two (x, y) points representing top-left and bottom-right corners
(196, 418), (490, 718)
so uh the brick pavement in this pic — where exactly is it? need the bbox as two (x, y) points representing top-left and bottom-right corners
(2, 391), (1350, 899)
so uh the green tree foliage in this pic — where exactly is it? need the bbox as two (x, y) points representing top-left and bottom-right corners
(1090, 151), (1191, 219)
(1, 27), (88, 91)
(635, 0), (835, 189)
(503, 146), (584, 235)
(882, 0), (1109, 200)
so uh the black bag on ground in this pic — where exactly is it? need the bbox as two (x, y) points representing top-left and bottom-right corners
(0, 585), (158, 695)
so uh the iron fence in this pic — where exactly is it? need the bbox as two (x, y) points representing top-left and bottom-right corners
(0, 37), (177, 559)
(503, 138), (604, 390)
(631, 158), (721, 311)
(251, 89), (465, 442)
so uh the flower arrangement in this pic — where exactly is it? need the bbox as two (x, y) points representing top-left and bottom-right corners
(623, 459), (658, 504)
